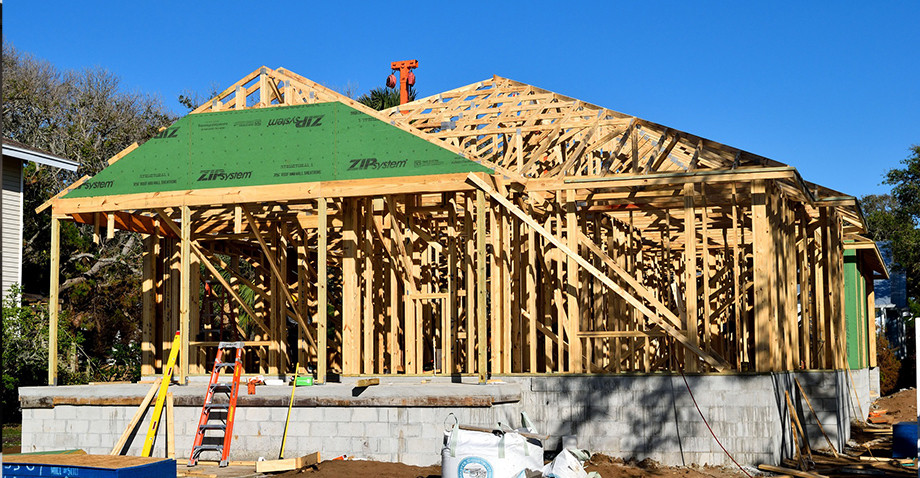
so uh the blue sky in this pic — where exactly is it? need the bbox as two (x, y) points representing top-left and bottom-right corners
(4, 1), (918, 197)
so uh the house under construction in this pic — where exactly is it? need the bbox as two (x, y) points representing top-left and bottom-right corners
(22, 66), (887, 466)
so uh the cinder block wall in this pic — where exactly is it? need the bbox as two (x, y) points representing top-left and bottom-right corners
(21, 370), (866, 467)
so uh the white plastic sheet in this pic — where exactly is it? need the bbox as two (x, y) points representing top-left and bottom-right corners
(542, 449), (600, 478)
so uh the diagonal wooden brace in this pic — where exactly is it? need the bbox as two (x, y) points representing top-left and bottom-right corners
(465, 173), (729, 371)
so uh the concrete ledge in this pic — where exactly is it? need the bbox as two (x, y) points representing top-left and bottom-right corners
(19, 381), (521, 409)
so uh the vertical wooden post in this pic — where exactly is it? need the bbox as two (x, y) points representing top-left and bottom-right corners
(489, 204), (502, 370)
(700, 187), (712, 355)
(259, 68), (269, 107)
(363, 198), (374, 374)
(819, 207), (836, 367)
(526, 204), (538, 372)
(565, 189), (582, 373)
(797, 205), (812, 369)
(784, 202), (800, 369)
(476, 189), (488, 383)
(48, 215), (61, 386)
(269, 229), (281, 375)
(813, 215), (827, 370)
(501, 210), (512, 373)
(683, 183), (700, 372)
(730, 184), (742, 368)
(752, 180), (776, 372)
(278, 227), (289, 374)
(297, 231), (309, 373)
(179, 206), (191, 384)
(189, 252), (201, 374)
(342, 198), (359, 374)
(403, 196), (418, 374)
(464, 193), (475, 374)
(387, 197), (401, 373)
(317, 198), (328, 384)
(867, 279), (877, 368)
(142, 233), (157, 377)
(447, 193), (458, 374)
(555, 195), (565, 371)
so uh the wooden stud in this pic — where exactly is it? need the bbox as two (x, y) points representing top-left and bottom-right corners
(476, 189), (488, 382)
(683, 184), (699, 372)
(565, 189), (582, 373)
(179, 206), (191, 384)
(752, 180), (776, 371)
(363, 198), (374, 374)
(464, 193), (475, 374)
(142, 233), (157, 376)
(317, 198), (328, 384)
(48, 216), (61, 385)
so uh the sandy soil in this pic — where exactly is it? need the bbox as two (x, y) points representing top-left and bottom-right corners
(873, 388), (917, 423)
(277, 454), (747, 478)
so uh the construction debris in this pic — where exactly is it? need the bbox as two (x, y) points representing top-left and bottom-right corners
(759, 420), (915, 478)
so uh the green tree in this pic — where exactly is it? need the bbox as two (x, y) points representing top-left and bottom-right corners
(356, 85), (416, 111)
(863, 145), (920, 302)
(2, 42), (175, 388)
(2, 287), (87, 422)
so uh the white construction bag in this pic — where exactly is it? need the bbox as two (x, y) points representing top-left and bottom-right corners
(441, 415), (544, 478)
(543, 449), (600, 478)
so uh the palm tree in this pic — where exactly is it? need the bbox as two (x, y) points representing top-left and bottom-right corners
(356, 86), (416, 111)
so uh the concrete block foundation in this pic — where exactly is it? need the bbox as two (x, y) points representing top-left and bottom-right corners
(19, 369), (870, 467)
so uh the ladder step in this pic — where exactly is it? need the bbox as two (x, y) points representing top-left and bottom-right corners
(215, 362), (236, 369)
(193, 444), (224, 453)
(198, 423), (226, 431)
(218, 341), (245, 349)
(210, 383), (232, 391)
(205, 403), (230, 410)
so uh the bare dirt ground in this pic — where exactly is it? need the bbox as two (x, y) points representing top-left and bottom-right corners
(873, 387), (917, 423)
(277, 454), (747, 478)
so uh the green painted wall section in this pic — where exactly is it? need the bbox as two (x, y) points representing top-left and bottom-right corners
(64, 102), (492, 199)
(844, 249), (869, 369)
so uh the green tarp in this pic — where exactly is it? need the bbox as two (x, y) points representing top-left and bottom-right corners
(64, 102), (492, 199)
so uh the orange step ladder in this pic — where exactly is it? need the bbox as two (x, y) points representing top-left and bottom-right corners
(188, 342), (244, 467)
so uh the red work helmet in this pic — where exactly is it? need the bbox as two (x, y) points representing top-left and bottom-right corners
(406, 71), (416, 86)
(386, 73), (397, 88)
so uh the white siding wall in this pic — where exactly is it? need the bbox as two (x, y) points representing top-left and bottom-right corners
(2, 156), (24, 302)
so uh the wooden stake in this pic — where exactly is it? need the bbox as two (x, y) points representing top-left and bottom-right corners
(793, 377), (838, 457)
(166, 392), (175, 459)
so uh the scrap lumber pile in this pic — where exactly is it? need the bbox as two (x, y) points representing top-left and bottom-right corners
(759, 421), (914, 478)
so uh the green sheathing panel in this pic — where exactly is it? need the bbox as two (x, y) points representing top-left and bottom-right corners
(844, 250), (868, 369)
(64, 102), (492, 199)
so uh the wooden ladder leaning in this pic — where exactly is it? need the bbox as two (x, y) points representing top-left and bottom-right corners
(188, 341), (244, 467)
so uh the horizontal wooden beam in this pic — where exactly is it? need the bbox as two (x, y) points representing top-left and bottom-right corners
(52, 173), (484, 215)
(526, 167), (799, 192)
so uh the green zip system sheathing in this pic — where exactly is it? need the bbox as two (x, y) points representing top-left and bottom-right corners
(844, 249), (870, 369)
(63, 102), (492, 199)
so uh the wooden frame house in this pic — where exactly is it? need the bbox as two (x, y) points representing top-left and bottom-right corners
(41, 67), (887, 385)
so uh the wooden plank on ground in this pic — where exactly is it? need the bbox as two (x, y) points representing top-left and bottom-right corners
(255, 452), (320, 473)
(356, 378), (379, 387)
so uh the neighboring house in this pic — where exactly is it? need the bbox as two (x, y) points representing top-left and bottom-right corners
(874, 241), (909, 358)
(1, 139), (79, 302)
